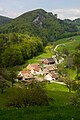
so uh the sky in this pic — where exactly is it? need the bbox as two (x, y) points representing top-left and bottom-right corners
(0, 0), (80, 20)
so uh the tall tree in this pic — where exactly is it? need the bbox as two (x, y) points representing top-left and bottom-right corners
(9, 69), (17, 87)
(0, 75), (9, 93)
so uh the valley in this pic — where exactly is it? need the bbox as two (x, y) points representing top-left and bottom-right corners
(0, 8), (80, 120)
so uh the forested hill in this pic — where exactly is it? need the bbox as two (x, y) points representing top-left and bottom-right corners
(0, 16), (12, 26)
(63, 18), (80, 31)
(72, 18), (80, 31)
(0, 9), (78, 44)
(0, 33), (43, 67)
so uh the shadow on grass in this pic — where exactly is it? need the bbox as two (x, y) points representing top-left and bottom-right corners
(0, 105), (80, 120)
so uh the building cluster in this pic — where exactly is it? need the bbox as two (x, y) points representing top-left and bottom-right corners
(17, 57), (58, 83)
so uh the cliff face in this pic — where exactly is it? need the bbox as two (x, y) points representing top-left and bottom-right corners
(33, 13), (45, 28)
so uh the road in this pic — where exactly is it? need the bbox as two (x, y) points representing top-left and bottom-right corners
(54, 44), (65, 52)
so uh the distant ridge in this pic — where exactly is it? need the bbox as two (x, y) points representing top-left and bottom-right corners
(0, 9), (78, 43)
(0, 16), (12, 26)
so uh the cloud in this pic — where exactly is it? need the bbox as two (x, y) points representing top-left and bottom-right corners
(0, 7), (80, 20)
(52, 8), (80, 20)
(0, 7), (6, 14)
(5, 11), (20, 18)
(0, 7), (20, 18)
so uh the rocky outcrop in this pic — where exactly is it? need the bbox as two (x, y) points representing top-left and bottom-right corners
(33, 13), (45, 28)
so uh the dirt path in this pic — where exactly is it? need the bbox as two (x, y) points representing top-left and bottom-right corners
(51, 80), (66, 85)
(54, 44), (65, 52)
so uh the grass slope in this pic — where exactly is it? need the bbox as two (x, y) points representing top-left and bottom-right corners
(54, 35), (80, 53)
(0, 106), (80, 120)
(0, 83), (80, 120)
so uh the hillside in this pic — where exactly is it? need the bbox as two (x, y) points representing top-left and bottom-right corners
(64, 18), (80, 32)
(0, 9), (78, 44)
(0, 82), (80, 120)
(54, 35), (80, 53)
(0, 9), (80, 68)
(27, 35), (80, 63)
(0, 16), (12, 26)
(73, 18), (80, 31)
(0, 33), (43, 67)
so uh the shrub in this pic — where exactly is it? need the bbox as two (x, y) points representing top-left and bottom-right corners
(6, 84), (49, 107)
(6, 88), (24, 107)
(69, 89), (80, 106)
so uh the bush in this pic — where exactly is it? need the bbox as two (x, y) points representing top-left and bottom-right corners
(69, 89), (80, 106)
(6, 84), (49, 107)
(24, 87), (49, 106)
(6, 88), (24, 107)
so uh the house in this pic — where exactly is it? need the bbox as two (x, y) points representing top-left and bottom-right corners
(52, 55), (58, 64)
(26, 64), (42, 75)
(46, 65), (57, 72)
(42, 68), (49, 75)
(42, 58), (55, 64)
(17, 70), (35, 81)
(44, 72), (58, 82)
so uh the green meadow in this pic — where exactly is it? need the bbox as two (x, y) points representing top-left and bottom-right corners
(0, 83), (80, 120)
(54, 35), (80, 53)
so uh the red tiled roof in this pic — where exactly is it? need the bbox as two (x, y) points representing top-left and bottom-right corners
(49, 73), (58, 78)
(21, 70), (34, 79)
(27, 64), (40, 71)
(21, 70), (31, 75)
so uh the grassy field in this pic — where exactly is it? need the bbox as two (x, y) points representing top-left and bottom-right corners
(27, 52), (53, 64)
(55, 36), (80, 45)
(0, 106), (80, 120)
(0, 83), (80, 120)
(54, 35), (80, 53)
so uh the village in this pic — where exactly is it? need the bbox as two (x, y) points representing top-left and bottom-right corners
(17, 53), (64, 84)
